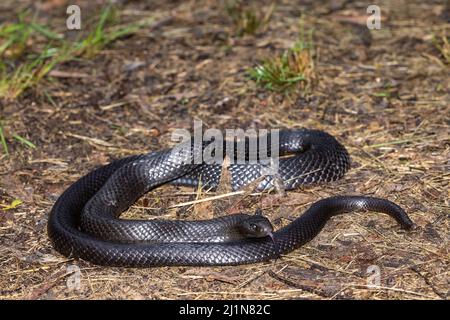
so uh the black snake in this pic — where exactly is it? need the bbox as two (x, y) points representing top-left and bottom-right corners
(47, 129), (414, 267)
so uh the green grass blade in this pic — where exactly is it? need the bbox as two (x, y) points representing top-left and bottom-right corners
(30, 22), (63, 40)
(0, 123), (9, 155)
(12, 134), (36, 149)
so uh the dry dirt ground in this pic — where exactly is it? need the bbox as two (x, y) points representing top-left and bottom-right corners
(0, 0), (449, 299)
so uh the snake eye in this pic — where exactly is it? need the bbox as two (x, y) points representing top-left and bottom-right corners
(249, 223), (258, 231)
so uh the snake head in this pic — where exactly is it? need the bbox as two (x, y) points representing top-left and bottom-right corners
(238, 215), (274, 238)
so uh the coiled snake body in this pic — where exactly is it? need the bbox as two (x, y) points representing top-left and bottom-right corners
(48, 129), (414, 267)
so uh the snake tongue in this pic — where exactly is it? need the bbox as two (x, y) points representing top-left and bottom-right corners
(267, 232), (281, 258)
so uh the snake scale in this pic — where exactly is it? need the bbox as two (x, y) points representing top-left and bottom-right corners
(47, 129), (414, 267)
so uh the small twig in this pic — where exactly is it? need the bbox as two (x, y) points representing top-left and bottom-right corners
(236, 270), (267, 289)
(169, 190), (261, 208)
(25, 269), (70, 300)
(66, 133), (115, 147)
(409, 266), (447, 299)
(268, 270), (332, 298)
(352, 284), (439, 299)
